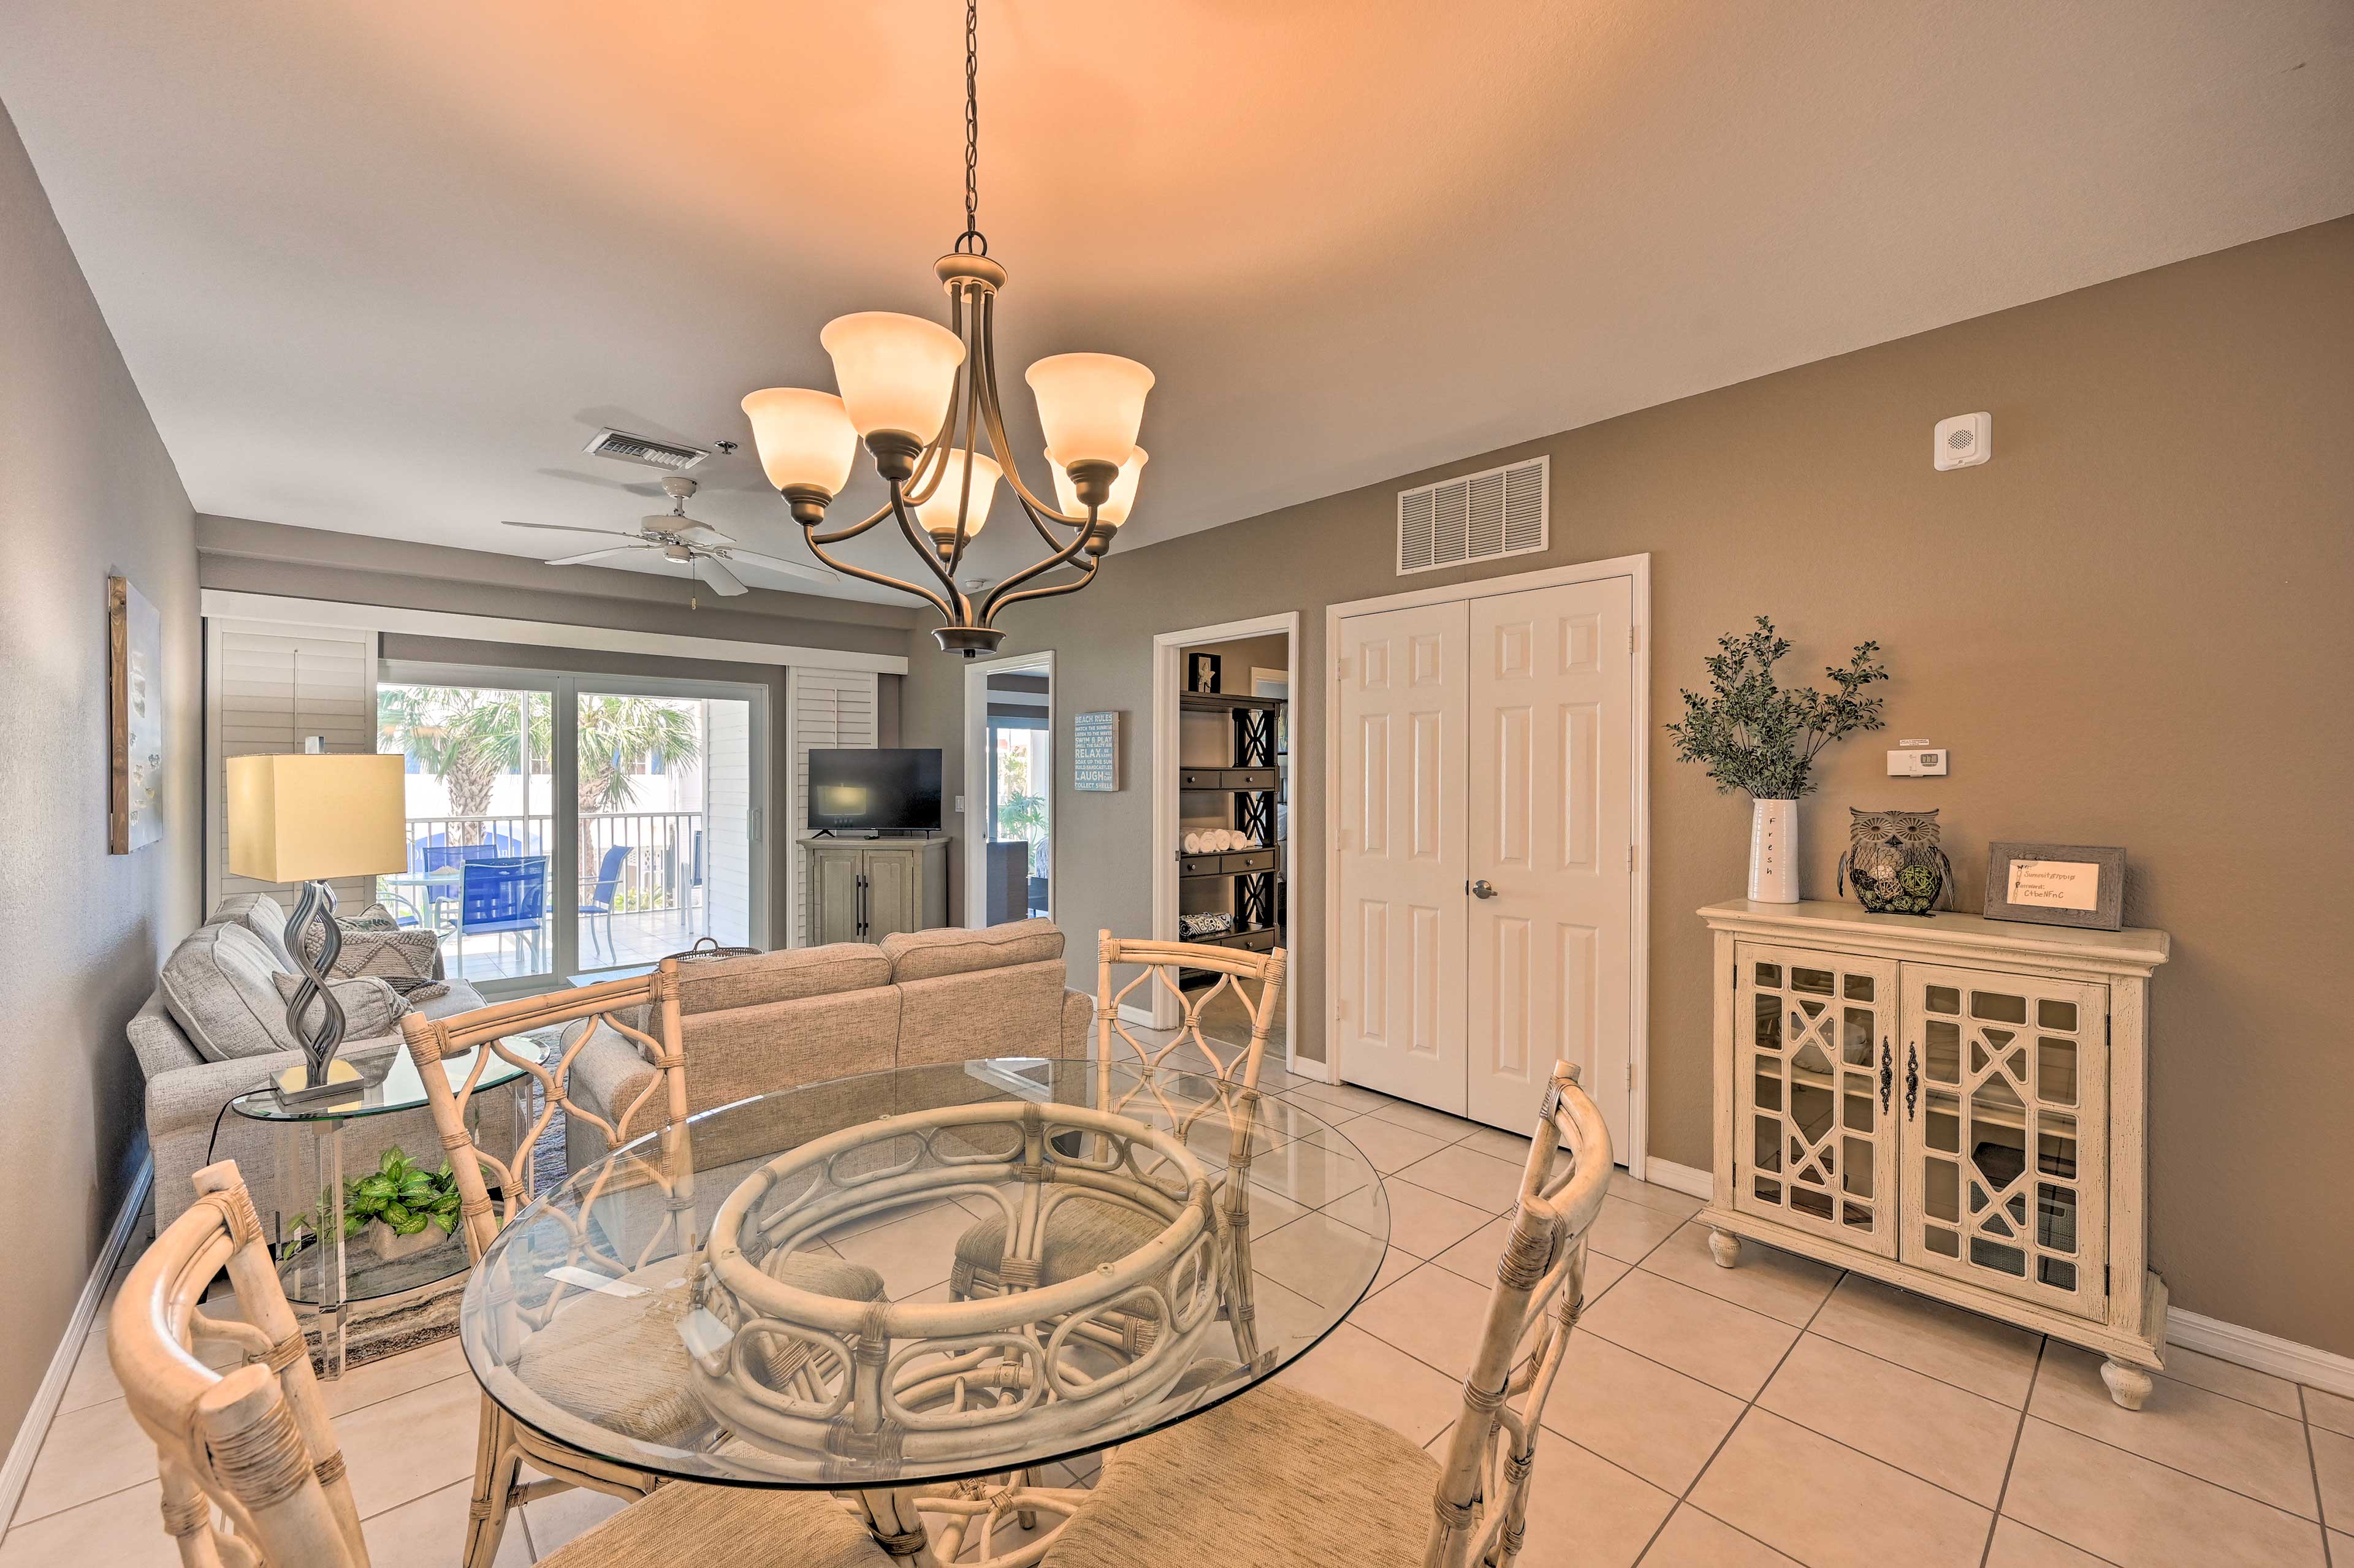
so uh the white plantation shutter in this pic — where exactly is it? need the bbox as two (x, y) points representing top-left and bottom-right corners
(205, 618), (381, 915)
(787, 667), (879, 945)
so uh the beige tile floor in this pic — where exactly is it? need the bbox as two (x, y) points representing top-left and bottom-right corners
(10, 1068), (2350, 1567)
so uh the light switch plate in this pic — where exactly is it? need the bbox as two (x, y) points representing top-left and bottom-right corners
(953, 794), (968, 814)
(1888, 747), (1949, 777)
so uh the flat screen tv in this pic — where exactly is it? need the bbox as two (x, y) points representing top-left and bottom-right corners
(807, 748), (943, 834)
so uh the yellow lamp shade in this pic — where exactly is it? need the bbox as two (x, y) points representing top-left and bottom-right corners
(741, 387), (858, 497)
(819, 312), (966, 444)
(913, 449), (1002, 541)
(1025, 352), (1154, 468)
(226, 753), (409, 883)
(1049, 444), (1148, 527)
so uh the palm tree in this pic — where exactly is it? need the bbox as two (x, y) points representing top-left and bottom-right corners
(379, 686), (702, 841)
(377, 686), (515, 843)
(573, 695), (700, 814)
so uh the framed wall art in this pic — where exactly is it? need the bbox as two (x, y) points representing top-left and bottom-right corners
(1072, 710), (1121, 792)
(1983, 841), (2126, 930)
(1186, 652), (1222, 693)
(108, 574), (166, 854)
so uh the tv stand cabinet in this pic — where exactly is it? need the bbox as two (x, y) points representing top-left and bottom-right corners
(802, 835), (951, 943)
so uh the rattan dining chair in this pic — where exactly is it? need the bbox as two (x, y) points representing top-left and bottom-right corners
(1036, 1060), (1614, 1568)
(948, 932), (1286, 1360)
(400, 960), (887, 1568)
(110, 1159), (900, 1568)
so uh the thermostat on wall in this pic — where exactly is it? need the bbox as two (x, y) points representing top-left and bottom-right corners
(1889, 744), (1949, 776)
(1933, 412), (1990, 470)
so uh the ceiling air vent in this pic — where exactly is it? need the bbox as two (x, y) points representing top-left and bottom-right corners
(1396, 455), (1548, 575)
(582, 428), (710, 471)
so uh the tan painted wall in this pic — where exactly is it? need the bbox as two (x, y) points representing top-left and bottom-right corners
(905, 215), (2354, 1355)
(0, 103), (202, 1440)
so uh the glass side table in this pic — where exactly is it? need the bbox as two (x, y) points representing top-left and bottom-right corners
(226, 1036), (546, 1378)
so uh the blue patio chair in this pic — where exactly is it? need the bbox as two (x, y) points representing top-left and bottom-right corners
(577, 845), (633, 964)
(456, 856), (548, 976)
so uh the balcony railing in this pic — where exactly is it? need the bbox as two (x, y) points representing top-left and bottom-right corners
(390, 811), (705, 919)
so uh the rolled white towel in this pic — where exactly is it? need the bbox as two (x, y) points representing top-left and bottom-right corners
(1183, 831), (1202, 853)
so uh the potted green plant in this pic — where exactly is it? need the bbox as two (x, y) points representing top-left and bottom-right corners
(283, 1147), (464, 1263)
(1666, 617), (1889, 902)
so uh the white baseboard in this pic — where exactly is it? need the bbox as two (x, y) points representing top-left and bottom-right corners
(1628, 1154), (2354, 1399)
(1, 1155), (154, 1532)
(1640, 1156), (1712, 1200)
(2168, 1307), (2354, 1400)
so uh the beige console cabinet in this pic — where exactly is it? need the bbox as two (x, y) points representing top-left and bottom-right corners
(801, 836), (951, 944)
(1699, 899), (2170, 1409)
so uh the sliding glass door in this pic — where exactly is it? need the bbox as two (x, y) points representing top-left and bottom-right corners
(574, 686), (760, 970)
(378, 661), (769, 994)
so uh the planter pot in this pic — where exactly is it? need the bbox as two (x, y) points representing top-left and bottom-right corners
(364, 1220), (449, 1263)
(1748, 798), (1800, 903)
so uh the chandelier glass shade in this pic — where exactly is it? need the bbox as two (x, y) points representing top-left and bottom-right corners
(739, 2), (1152, 657)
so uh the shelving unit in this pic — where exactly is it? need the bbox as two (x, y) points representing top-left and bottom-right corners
(1176, 691), (1286, 962)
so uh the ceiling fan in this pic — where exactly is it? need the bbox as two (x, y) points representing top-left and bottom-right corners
(502, 476), (834, 596)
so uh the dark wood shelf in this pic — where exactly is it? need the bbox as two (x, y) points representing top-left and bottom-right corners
(1179, 691), (1286, 714)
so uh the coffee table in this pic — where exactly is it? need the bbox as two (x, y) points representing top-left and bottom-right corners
(227, 1036), (546, 1377)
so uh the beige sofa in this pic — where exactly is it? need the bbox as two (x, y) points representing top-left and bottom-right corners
(565, 917), (1094, 1171)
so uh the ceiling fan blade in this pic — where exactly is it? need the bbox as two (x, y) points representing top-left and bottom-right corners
(503, 520), (641, 537)
(694, 554), (749, 596)
(672, 521), (737, 547)
(721, 549), (837, 585)
(546, 546), (646, 567)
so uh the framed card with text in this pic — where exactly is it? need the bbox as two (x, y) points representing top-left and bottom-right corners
(1983, 842), (2127, 930)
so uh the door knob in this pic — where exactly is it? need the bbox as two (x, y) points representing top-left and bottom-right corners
(1471, 880), (1499, 899)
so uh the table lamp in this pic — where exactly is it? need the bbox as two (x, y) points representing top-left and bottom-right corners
(226, 739), (409, 1105)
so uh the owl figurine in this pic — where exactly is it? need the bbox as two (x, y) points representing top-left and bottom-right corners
(1837, 807), (1954, 916)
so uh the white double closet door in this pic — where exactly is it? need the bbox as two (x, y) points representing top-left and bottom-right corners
(1335, 576), (1635, 1151)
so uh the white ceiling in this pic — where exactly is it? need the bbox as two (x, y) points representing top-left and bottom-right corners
(4, 1), (2349, 603)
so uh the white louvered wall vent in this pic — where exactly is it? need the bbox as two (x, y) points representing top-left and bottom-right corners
(1396, 455), (1548, 575)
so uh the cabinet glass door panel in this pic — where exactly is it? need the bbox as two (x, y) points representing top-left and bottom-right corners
(1899, 962), (2108, 1317)
(1732, 943), (1899, 1257)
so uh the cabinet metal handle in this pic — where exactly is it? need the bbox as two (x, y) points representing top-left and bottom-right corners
(1905, 1043), (1919, 1121)
(1879, 1037), (1892, 1115)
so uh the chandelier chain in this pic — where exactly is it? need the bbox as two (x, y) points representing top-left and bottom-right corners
(956, 0), (986, 256)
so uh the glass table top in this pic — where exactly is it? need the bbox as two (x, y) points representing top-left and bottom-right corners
(229, 1033), (547, 1124)
(460, 1057), (1389, 1490)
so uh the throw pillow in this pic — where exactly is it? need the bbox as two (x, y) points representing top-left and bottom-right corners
(300, 902), (440, 984)
(271, 972), (411, 1042)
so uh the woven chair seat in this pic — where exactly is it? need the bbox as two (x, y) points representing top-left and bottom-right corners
(1039, 1382), (1437, 1568)
(539, 1481), (896, 1567)
(950, 1197), (1165, 1296)
(517, 1252), (884, 1442)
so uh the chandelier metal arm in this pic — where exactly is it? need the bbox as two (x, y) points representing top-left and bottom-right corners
(886, 482), (972, 620)
(942, 297), (990, 577)
(795, 519), (957, 621)
(983, 549), (1102, 618)
(979, 504), (1100, 622)
(971, 291), (1090, 528)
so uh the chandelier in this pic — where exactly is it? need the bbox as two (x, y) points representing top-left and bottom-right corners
(739, 0), (1152, 658)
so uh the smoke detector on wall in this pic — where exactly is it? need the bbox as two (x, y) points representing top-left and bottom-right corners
(1933, 412), (1990, 470)
(582, 427), (712, 472)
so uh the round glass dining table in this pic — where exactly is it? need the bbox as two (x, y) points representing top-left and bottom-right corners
(459, 1057), (1387, 1557)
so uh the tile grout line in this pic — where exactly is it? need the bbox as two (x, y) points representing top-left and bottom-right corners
(2018, 1388), (2332, 1526)
(1630, 1261), (1846, 1566)
(2306, 1385), (2337, 1568)
(1976, 1333), (2046, 1568)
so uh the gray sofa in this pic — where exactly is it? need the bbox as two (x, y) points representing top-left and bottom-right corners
(565, 917), (1095, 1173)
(129, 894), (508, 1232)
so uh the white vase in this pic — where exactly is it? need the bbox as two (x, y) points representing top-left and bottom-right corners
(1748, 798), (1800, 903)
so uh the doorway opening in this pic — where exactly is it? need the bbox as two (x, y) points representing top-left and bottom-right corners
(1150, 615), (1300, 1067)
(964, 652), (1054, 926)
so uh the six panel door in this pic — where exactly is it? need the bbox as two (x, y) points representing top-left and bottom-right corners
(1333, 601), (1470, 1113)
(1465, 579), (1635, 1144)
(1898, 963), (2110, 1319)
(1732, 943), (1901, 1257)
